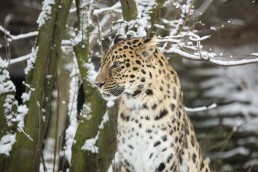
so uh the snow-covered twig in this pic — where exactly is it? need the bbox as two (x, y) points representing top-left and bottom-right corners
(185, 103), (217, 112)
(11, 31), (38, 41)
(0, 26), (37, 41)
(159, 35), (258, 66)
(208, 55), (258, 66)
(165, 47), (258, 65)
(17, 127), (33, 141)
(64, 56), (79, 163)
(169, 0), (194, 36)
(9, 53), (32, 65)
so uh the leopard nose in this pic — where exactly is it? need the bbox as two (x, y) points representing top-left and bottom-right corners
(95, 82), (105, 88)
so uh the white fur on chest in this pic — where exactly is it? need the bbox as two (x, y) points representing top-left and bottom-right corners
(117, 110), (175, 172)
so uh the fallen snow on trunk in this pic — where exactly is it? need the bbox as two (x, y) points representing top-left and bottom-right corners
(64, 56), (79, 163)
(0, 134), (16, 156)
(81, 111), (109, 153)
(37, 0), (55, 27)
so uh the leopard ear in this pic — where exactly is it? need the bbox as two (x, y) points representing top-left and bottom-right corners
(138, 35), (157, 59)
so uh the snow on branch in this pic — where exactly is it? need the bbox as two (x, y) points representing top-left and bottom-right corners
(185, 103), (217, 112)
(0, 26), (37, 41)
(158, 34), (258, 66)
(207, 55), (258, 66)
(163, 0), (194, 36)
(119, 0), (158, 37)
(37, 0), (55, 27)
(9, 53), (32, 65)
(73, 0), (95, 45)
(24, 47), (38, 75)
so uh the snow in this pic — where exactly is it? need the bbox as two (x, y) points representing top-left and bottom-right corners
(0, 58), (19, 156)
(0, 133), (16, 156)
(0, 58), (18, 126)
(118, 0), (157, 37)
(0, 26), (37, 42)
(98, 111), (109, 129)
(209, 56), (258, 66)
(108, 151), (120, 172)
(73, 29), (87, 46)
(17, 127), (33, 141)
(251, 52), (258, 56)
(238, 137), (258, 145)
(81, 138), (99, 153)
(64, 56), (79, 163)
(107, 100), (115, 108)
(189, 35), (210, 41)
(210, 26), (216, 30)
(40, 138), (55, 172)
(81, 103), (92, 120)
(94, 2), (121, 15)
(0, 77), (15, 94)
(214, 147), (249, 159)
(10, 31), (38, 41)
(16, 105), (29, 129)
(37, 0), (55, 27)
(84, 62), (97, 86)
(9, 53), (31, 65)
(169, 0), (193, 36)
(81, 111), (109, 153)
(21, 91), (31, 103)
(0, 60), (16, 95)
(73, 0), (94, 46)
(24, 47), (38, 75)
(185, 103), (217, 112)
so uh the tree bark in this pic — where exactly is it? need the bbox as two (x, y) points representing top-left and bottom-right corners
(4, 0), (72, 171)
(70, 0), (117, 171)
(120, 0), (138, 21)
(0, 61), (18, 171)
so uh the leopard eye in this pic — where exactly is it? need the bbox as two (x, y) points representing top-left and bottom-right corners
(112, 61), (121, 68)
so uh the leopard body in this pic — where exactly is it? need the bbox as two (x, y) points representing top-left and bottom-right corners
(95, 36), (210, 172)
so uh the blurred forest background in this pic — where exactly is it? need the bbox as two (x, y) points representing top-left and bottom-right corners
(0, 0), (258, 172)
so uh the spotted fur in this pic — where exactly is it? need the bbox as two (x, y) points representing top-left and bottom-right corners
(95, 35), (210, 172)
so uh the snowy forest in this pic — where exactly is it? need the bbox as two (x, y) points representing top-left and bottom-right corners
(0, 0), (258, 171)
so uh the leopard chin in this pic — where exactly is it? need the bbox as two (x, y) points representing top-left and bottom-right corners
(101, 86), (125, 101)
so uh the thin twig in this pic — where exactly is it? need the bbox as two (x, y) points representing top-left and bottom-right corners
(185, 103), (217, 112)
(9, 53), (31, 65)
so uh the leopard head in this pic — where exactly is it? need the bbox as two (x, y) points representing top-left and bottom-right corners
(95, 35), (164, 101)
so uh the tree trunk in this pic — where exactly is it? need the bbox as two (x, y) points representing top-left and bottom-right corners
(4, 0), (72, 171)
(70, 0), (119, 171)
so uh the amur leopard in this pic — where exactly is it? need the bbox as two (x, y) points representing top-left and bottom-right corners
(95, 35), (210, 172)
